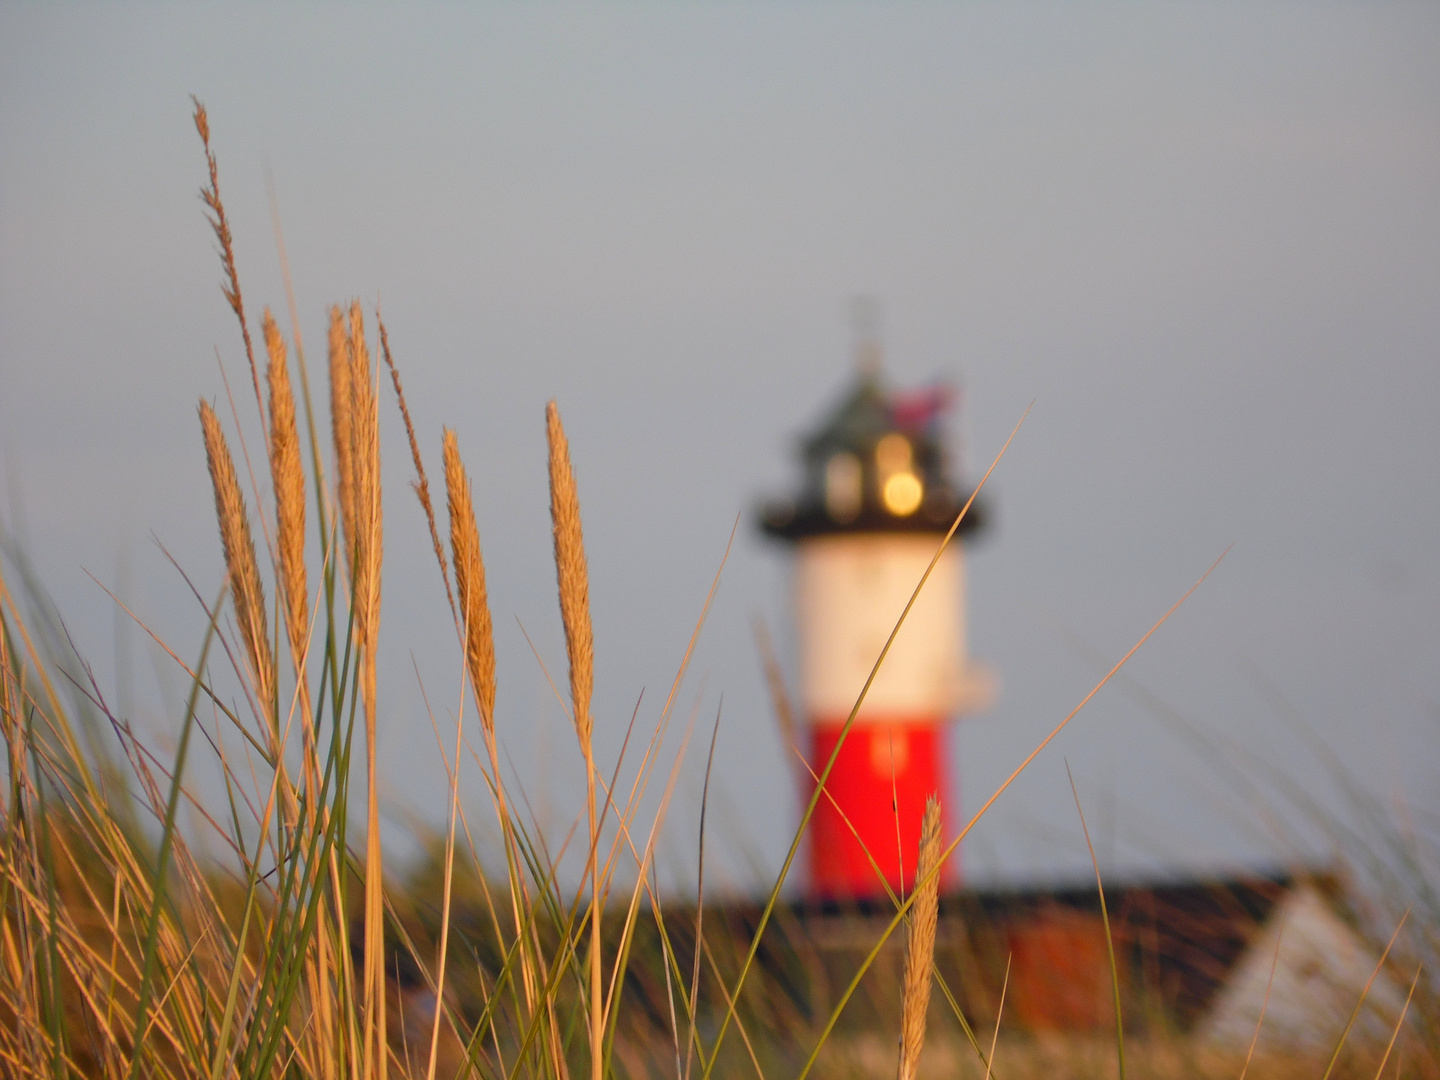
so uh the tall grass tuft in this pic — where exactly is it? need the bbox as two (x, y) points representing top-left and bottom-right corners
(2, 102), (1434, 1080)
(545, 400), (603, 1080)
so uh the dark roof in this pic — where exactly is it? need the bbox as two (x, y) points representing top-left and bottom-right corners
(674, 872), (1297, 1033)
(759, 370), (989, 542)
(799, 374), (893, 459)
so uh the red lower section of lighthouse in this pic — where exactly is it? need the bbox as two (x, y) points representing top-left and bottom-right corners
(807, 720), (954, 901)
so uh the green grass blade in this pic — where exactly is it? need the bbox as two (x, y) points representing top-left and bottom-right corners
(125, 588), (222, 1080)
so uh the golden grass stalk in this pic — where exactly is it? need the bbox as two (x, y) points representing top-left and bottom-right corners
(265, 310), (309, 678)
(265, 308), (337, 1080)
(546, 398), (602, 1080)
(442, 429), (495, 734)
(898, 796), (942, 1080)
(983, 954), (1011, 1080)
(342, 302), (388, 1080)
(199, 399), (274, 717)
(382, 316), (457, 626)
(546, 400), (594, 752)
(347, 302), (382, 658)
(1067, 761), (1126, 1080)
(437, 428), (506, 1079)
(446, 430), (568, 1074)
(265, 310), (314, 813)
(192, 97), (264, 439)
(329, 305), (357, 578)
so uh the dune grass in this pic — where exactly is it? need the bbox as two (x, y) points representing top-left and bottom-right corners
(0, 101), (1433, 1080)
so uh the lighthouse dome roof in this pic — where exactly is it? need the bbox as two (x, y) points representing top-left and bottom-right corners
(760, 370), (987, 542)
(799, 373), (894, 458)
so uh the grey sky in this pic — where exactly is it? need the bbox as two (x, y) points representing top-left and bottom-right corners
(2, 4), (1437, 892)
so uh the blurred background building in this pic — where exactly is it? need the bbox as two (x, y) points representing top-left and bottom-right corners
(759, 321), (992, 899)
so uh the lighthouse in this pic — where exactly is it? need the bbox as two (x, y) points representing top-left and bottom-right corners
(760, 337), (993, 902)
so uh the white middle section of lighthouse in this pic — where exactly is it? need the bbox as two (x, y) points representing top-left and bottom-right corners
(795, 533), (972, 723)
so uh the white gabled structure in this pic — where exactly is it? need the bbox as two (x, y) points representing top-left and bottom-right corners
(1202, 884), (1411, 1051)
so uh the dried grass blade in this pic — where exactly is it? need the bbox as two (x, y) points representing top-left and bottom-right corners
(1372, 963), (1422, 1080)
(191, 98), (264, 438)
(1320, 908), (1410, 1080)
(1066, 762), (1124, 1080)
(1238, 911), (1287, 1080)
(381, 316), (457, 625)
(683, 703), (724, 1080)
(983, 954), (1010, 1080)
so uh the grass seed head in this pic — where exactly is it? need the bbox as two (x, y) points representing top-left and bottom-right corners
(192, 96), (262, 433)
(339, 305), (380, 659)
(347, 302), (382, 654)
(328, 305), (357, 579)
(899, 795), (943, 1080)
(443, 428), (496, 734)
(380, 315), (457, 625)
(265, 309), (308, 670)
(199, 398), (274, 717)
(546, 400), (593, 756)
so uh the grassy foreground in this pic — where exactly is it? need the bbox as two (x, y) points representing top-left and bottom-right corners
(0, 102), (1433, 1079)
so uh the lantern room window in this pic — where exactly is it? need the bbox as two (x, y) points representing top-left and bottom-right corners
(824, 452), (863, 521)
(875, 433), (913, 476)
